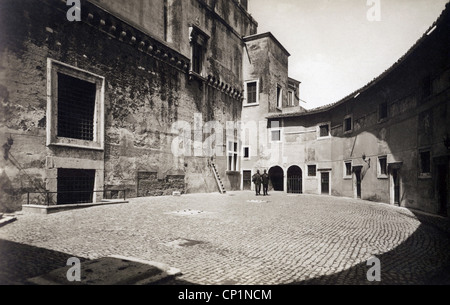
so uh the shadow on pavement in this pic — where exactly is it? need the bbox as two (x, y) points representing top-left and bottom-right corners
(0, 239), (89, 285)
(287, 211), (450, 285)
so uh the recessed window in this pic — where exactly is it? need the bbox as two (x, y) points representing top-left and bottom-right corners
(243, 146), (250, 159)
(319, 123), (330, 138)
(308, 165), (317, 177)
(245, 81), (258, 105)
(344, 161), (352, 178)
(189, 27), (208, 75)
(227, 141), (239, 172)
(276, 85), (283, 109)
(379, 102), (388, 121)
(57, 169), (96, 205)
(57, 73), (96, 141)
(419, 150), (431, 176)
(344, 116), (353, 133)
(47, 59), (105, 150)
(271, 121), (281, 142)
(422, 75), (432, 98)
(378, 156), (388, 178)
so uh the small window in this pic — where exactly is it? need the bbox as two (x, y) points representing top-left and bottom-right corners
(419, 151), (431, 176)
(243, 146), (250, 159)
(344, 116), (353, 133)
(277, 85), (282, 109)
(271, 121), (281, 142)
(57, 73), (96, 141)
(189, 27), (208, 74)
(47, 59), (105, 150)
(379, 102), (388, 121)
(227, 141), (239, 172)
(319, 124), (330, 138)
(344, 161), (352, 178)
(378, 156), (388, 178)
(287, 91), (294, 107)
(308, 165), (317, 177)
(246, 81), (258, 105)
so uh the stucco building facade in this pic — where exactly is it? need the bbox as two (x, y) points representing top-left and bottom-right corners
(243, 4), (450, 216)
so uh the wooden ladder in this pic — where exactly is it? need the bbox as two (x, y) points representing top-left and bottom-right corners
(211, 162), (226, 194)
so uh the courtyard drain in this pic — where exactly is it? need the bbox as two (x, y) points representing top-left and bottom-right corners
(166, 210), (208, 216)
(163, 238), (206, 249)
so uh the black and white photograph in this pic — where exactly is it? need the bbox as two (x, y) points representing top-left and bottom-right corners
(0, 0), (449, 295)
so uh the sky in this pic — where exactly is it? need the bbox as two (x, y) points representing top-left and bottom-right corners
(248, 0), (449, 109)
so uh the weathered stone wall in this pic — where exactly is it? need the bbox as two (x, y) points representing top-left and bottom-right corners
(0, 0), (246, 211)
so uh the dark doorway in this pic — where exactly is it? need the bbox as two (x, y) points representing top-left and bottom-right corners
(321, 172), (330, 195)
(57, 169), (95, 205)
(392, 169), (400, 205)
(287, 166), (303, 194)
(355, 169), (362, 199)
(243, 170), (252, 191)
(269, 166), (284, 191)
(436, 164), (448, 216)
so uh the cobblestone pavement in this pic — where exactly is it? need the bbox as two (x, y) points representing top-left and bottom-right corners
(0, 192), (449, 285)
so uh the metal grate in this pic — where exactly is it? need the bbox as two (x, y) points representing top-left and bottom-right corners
(57, 73), (96, 141)
(57, 169), (96, 205)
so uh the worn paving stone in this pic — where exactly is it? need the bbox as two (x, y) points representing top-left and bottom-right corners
(0, 192), (449, 285)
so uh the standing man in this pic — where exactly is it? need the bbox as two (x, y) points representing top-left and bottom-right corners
(262, 170), (270, 196)
(252, 170), (262, 196)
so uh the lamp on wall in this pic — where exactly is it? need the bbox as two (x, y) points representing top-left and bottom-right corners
(444, 133), (450, 150)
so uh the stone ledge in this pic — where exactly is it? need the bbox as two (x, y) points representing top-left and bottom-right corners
(22, 200), (128, 215)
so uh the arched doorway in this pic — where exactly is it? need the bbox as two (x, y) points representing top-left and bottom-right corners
(287, 166), (303, 194)
(269, 166), (284, 191)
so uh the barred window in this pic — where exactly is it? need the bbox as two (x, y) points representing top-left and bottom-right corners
(308, 165), (317, 177)
(247, 82), (257, 104)
(57, 73), (96, 141)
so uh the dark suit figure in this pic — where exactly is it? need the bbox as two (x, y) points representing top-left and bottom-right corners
(252, 170), (262, 196)
(262, 170), (270, 196)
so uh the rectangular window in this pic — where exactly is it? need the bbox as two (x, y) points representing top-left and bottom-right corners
(379, 102), (388, 121)
(192, 42), (203, 74)
(57, 169), (96, 205)
(378, 156), (388, 178)
(271, 121), (281, 142)
(344, 116), (353, 133)
(243, 146), (250, 159)
(319, 124), (330, 138)
(344, 161), (352, 178)
(422, 75), (432, 98)
(228, 141), (239, 172)
(277, 85), (282, 109)
(246, 81), (258, 104)
(57, 73), (96, 141)
(308, 165), (317, 177)
(420, 151), (431, 176)
(47, 59), (105, 150)
(190, 27), (208, 75)
(288, 91), (294, 107)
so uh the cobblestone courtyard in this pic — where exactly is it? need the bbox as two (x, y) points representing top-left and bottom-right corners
(1, 192), (449, 285)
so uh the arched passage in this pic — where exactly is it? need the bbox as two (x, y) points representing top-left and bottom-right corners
(287, 166), (303, 194)
(269, 166), (284, 192)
